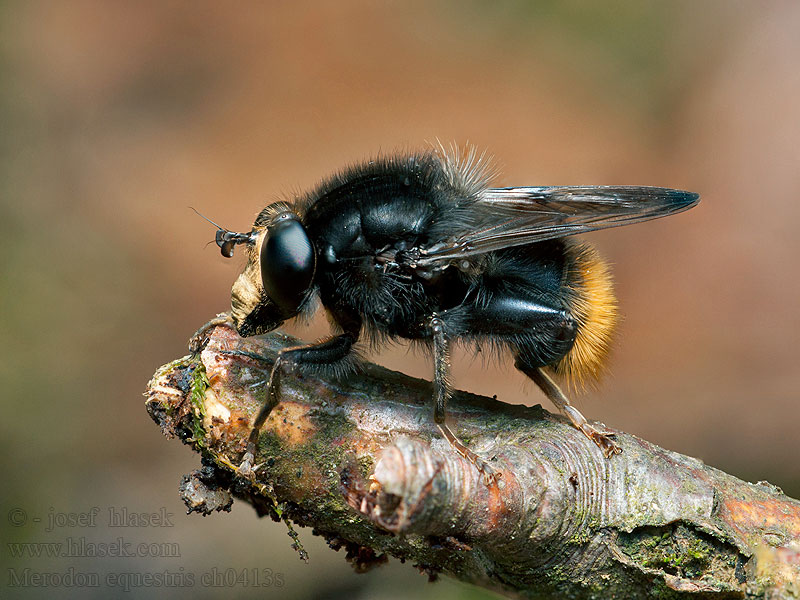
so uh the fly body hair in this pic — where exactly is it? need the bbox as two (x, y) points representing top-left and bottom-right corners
(551, 241), (618, 390)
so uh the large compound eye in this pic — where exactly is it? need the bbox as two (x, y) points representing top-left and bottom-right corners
(260, 216), (315, 315)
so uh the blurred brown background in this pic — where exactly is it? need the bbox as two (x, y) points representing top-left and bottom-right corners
(2, 2), (798, 599)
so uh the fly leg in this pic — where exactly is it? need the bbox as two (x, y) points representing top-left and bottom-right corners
(517, 362), (621, 457)
(429, 314), (500, 484)
(188, 312), (234, 352)
(453, 286), (622, 458)
(238, 308), (362, 477)
(236, 331), (360, 476)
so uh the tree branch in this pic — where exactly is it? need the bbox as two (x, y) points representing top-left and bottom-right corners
(145, 325), (800, 599)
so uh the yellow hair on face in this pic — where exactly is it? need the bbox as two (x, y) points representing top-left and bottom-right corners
(551, 242), (618, 389)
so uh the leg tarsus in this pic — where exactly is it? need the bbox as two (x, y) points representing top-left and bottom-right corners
(562, 405), (621, 458)
(236, 449), (256, 479)
(588, 428), (621, 458)
(189, 312), (234, 352)
(236, 438), (267, 479)
(437, 424), (501, 485)
(521, 364), (622, 458)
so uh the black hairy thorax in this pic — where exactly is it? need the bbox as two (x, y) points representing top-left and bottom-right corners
(300, 164), (475, 340)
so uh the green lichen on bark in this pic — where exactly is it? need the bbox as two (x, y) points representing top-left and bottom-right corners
(618, 523), (744, 589)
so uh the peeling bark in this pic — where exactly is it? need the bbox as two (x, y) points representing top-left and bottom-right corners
(145, 325), (800, 599)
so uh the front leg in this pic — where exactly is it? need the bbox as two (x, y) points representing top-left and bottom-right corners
(188, 312), (234, 352)
(239, 308), (361, 476)
(429, 315), (500, 485)
(241, 333), (358, 464)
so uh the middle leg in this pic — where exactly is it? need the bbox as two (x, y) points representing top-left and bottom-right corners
(428, 314), (499, 484)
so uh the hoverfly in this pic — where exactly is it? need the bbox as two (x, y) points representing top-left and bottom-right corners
(197, 146), (698, 481)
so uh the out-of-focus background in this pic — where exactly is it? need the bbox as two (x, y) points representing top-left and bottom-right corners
(2, 2), (798, 598)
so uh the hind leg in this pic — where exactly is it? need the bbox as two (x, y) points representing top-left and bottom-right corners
(458, 292), (621, 457)
(515, 361), (621, 457)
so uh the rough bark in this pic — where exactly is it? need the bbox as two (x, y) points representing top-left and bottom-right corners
(145, 325), (800, 599)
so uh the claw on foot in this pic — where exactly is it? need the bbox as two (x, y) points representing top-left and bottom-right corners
(236, 451), (256, 478)
(450, 446), (501, 486)
(236, 448), (265, 479)
(188, 313), (234, 352)
(582, 425), (622, 458)
(477, 460), (501, 486)
(437, 424), (501, 486)
(562, 405), (622, 458)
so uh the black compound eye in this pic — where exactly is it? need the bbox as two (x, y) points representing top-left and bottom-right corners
(260, 217), (315, 315)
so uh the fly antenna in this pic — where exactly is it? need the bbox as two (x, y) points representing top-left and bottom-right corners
(189, 207), (252, 258)
(189, 206), (226, 231)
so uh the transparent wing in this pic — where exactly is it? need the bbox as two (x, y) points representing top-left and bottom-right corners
(415, 186), (699, 267)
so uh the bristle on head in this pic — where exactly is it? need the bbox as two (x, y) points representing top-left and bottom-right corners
(552, 243), (618, 389)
